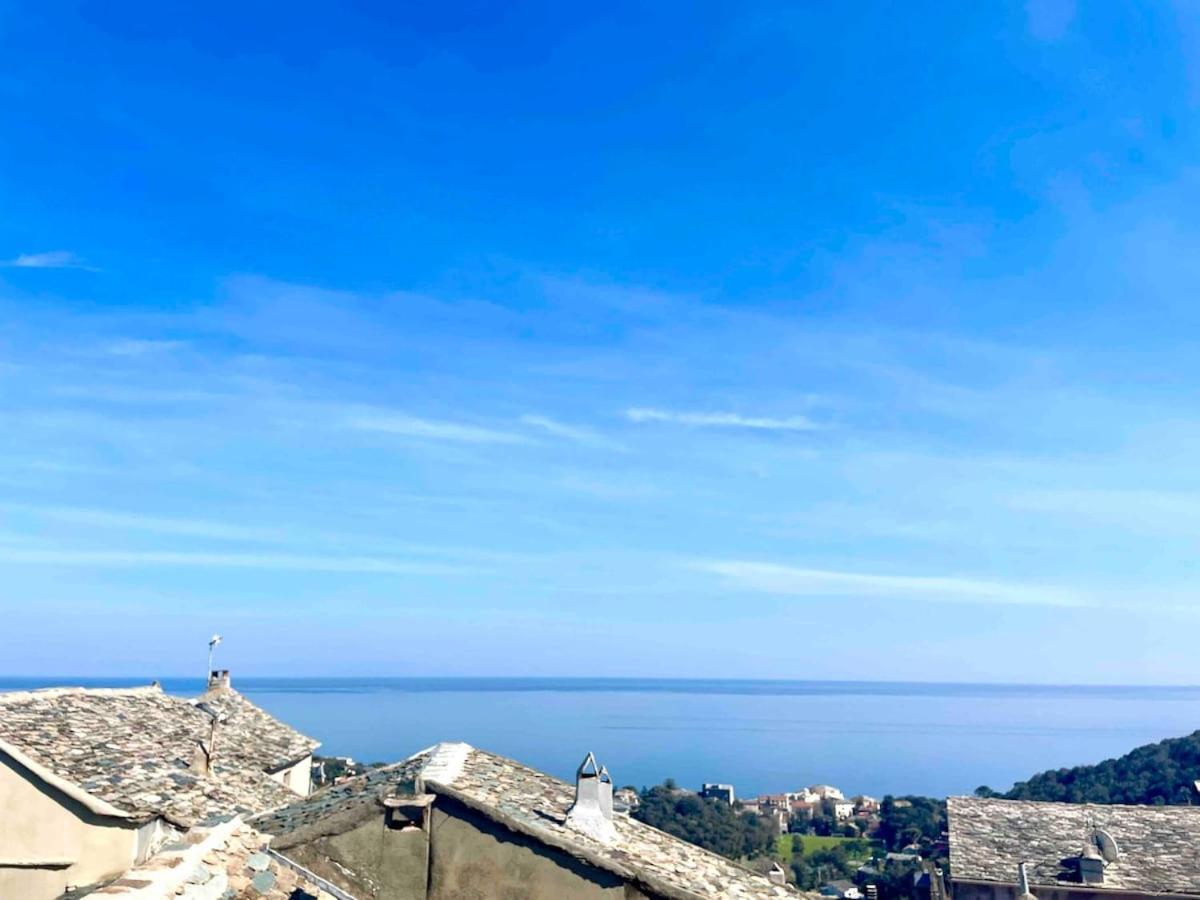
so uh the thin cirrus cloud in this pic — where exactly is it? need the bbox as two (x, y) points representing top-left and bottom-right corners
(626, 408), (819, 431)
(4, 250), (96, 271)
(519, 414), (626, 450)
(105, 338), (187, 356)
(691, 559), (1086, 608)
(4, 504), (280, 542)
(347, 410), (528, 445)
(0, 546), (471, 575)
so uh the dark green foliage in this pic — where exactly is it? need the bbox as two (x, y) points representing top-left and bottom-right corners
(876, 796), (946, 852)
(787, 841), (860, 890)
(985, 730), (1200, 805)
(633, 782), (778, 860)
(871, 856), (923, 900)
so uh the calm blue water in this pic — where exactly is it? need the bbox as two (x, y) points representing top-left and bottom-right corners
(3, 677), (1198, 798)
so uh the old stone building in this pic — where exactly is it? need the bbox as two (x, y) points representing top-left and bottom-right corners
(948, 796), (1200, 900)
(253, 742), (799, 900)
(0, 675), (319, 899)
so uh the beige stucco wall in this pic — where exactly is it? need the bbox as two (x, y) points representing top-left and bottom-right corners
(0, 749), (142, 899)
(278, 795), (657, 900)
(428, 799), (636, 900)
(269, 754), (313, 796)
(283, 813), (429, 899)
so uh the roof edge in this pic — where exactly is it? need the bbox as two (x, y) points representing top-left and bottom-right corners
(947, 795), (1200, 815)
(0, 736), (140, 821)
(428, 778), (711, 900)
(0, 684), (163, 703)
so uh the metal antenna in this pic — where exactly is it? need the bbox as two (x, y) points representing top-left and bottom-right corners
(207, 634), (222, 685)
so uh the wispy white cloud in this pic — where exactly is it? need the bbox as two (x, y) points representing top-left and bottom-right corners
(4, 250), (96, 271)
(105, 339), (186, 356)
(0, 506), (533, 565)
(347, 410), (528, 445)
(0, 546), (470, 574)
(4, 504), (280, 542)
(554, 472), (666, 501)
(519, 414), (625, 450)
(626, 408), (819, 431)
(692, 559), (1085, 607)
(1007, 489), (1200, 534)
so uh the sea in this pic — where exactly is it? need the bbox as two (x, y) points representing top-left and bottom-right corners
(3, 677), (1197, 799)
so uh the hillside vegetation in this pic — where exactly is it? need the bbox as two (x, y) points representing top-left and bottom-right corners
(632, 781), (778, 860)
(980, 730), (1200, 805)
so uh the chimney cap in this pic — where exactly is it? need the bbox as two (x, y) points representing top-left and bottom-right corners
(566, 751), (617, 844)
(577, 751), (605, 779)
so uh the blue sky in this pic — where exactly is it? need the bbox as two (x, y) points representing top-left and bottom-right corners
(2, 1), (1199, 681)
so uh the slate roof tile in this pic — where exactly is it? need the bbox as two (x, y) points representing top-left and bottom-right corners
(254, 742), (799, 900)
(0, 684), (318, 827)
(948, 795), (1200, 895)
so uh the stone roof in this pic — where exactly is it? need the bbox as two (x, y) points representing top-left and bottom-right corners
(197, 685), (320, 773)
(73, 817), (340, 900)
(948, 795), (1200, 896)
(0, 684), (318, 827)
(254, 742), (799, 900)
(252, 754), (428, 842)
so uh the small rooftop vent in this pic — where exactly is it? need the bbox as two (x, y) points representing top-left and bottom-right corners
(565, 752), (616, 844)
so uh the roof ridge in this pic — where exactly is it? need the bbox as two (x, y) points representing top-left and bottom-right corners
(0, 683), (163, 703)
(436, 745), (793, 887)
(417, 741), (472, 787)
(949, 795), (1200, 815)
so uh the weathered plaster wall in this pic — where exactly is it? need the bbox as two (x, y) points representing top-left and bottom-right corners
(275, 795), (661, 900)
(0, 749), (140, 899)
(283, 812), (429, 900)
(269, 754), (313, 797)
(427, 797), (633, 900)
(0, 865), (67, 900)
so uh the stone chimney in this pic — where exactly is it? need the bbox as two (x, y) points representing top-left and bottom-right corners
(208, 669), (231, 692)
(1078, 844), (1104, 885)
(768, 863), (787, 886)
(565, 752), (616, 844)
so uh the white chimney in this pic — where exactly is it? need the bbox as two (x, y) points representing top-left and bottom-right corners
(565, 752), (616, 844)
(208, 669), (231, 691)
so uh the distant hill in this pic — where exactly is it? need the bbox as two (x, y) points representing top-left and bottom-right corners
(979, 730), (1200, 805)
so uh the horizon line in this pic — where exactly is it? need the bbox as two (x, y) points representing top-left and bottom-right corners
(2, 674), (1198, 691)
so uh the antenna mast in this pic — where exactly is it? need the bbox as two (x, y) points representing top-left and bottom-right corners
(207, 634), (222, 686)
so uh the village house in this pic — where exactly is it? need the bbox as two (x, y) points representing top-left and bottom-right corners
(0, 672), (318, 899)
(831, 798), (856, 820)
(700, 782), (736, 805)
(820, 879), (863, 900)
(852, 795), (880, 813)
(790, 798), (818, 820)
(809, 784), (844, 801)
(252, 742), (800, 899)
(948, 796), (1200, 900)
(788, 789), (822, 805)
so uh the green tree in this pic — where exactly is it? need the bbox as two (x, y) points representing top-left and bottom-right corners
(633, 781), (777, 860)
